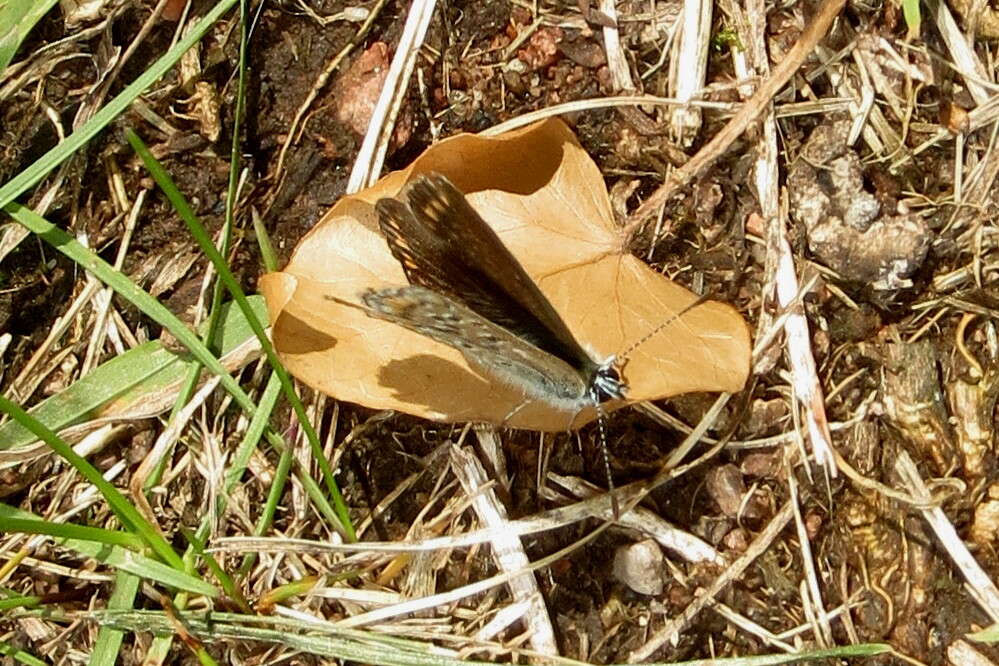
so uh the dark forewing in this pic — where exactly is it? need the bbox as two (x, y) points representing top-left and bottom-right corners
(375, 173), (595, 372)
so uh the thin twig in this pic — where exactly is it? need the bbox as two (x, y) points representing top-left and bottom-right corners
(895, 451), (999, 623)
(625, 0), (847, 234)
(628, 502), (795, 661)
(452, 445), (558, 656)
(347, 0), (439, 192)
(271, 0), (390, 191)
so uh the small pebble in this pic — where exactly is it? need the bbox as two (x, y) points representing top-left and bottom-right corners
(706, 464), (746, 517)
(612, 539), (665, 596)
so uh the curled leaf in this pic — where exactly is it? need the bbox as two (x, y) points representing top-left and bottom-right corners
(260, 118), (751, 431)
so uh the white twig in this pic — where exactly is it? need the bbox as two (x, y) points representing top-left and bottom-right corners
(451, 445), (558, 655)
(788, 470), (833, 645)
(600, 0), (634, 91)
(895, 450), (999, 623)
(348, 0), (438, 192)
(546, 474), (725, 565)
(668, 0), (712, 145)
(926, 0), (991, 105)
(946, 639), (997, 666)
(771, 217), (835, 474)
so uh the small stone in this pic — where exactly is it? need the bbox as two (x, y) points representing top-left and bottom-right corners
(335, 43), (390, 136)
(518, 27), (563, 70)
(705, 464), (746, 517)
(612, 539), (665, 596)
(787, 118), (930, 288)
(559, 36), (607, 68)
(743, 399), (791, 437)
(723, 527), (751, 552)
(740, 450), (782, 478)
(334, 43), (413, 148)
(804, 511), (823, 540)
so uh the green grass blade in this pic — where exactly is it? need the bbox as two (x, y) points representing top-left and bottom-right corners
(0, 506), (215, 596)
(0, 341), (176, 450)
(0, 594), (42, 611)
(0, 297), (265, 454)
(94, 610), (503, 664)
(238, 418), (292, 577)
(0, 398), (183, 568)
(969, 623), (999, 642)
(902, 0), (921, 38)
(662, 642), (893, 664)
(0, 640), (46, 666)
(88, 571), (141, 666)
(180, 527), (252, 613)
(6, 201), (354, 541)
(4, 203), (257, 415)
(0, 0), (237, 209)
(126, 130), (355, 541)
(252, 209), (278, 273)
(0, 516), (144, 549)
(0, 0), (59, 72)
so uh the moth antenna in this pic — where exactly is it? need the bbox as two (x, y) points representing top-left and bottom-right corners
(591, 390), (620, 520)
(617, 292), (712, 362)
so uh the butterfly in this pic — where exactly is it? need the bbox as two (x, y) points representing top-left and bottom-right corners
(341, 172), (701, 517)
(359, 172), (627, 423)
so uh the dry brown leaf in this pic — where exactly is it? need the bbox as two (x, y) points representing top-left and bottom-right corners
(259, 118), (751, 431)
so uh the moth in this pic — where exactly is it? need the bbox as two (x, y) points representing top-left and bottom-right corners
(360, 173), (626, 422)
(343, 172), (701, 517)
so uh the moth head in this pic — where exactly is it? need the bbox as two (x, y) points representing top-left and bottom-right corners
(590, 356), (627, 403)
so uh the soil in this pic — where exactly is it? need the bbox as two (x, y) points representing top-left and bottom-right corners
(2, 0), (998, 664)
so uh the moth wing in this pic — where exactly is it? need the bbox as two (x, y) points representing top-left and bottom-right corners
(361, 286), (590, 410)
(375, 173), (595, 371)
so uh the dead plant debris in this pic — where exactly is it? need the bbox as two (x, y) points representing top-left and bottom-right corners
(2, 0), (999, 664)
